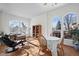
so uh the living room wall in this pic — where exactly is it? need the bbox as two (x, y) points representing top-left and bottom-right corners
(30, 13), (48, 36)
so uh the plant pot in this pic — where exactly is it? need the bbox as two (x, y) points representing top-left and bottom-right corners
(74, 44), (79, 50)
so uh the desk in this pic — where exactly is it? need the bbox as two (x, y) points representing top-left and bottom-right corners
(45, 37), (60, 56)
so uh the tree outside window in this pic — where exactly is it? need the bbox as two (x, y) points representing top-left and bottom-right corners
(9, 20), (27, 35)
(51, 16), (61, 38)
(64, 12), (77, 39)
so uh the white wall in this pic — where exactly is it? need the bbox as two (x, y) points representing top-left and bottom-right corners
(30, 13), (48, 36)
(31, 3), (79, 46)
(0, 11), (31, 35)
(0, 11), (3, 32)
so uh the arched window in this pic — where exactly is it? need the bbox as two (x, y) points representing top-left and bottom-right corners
(64, 12), (77, 39)
(51, 16), (61, 38)
(64, 12), (77, 30)
(52, 16), (61, 30)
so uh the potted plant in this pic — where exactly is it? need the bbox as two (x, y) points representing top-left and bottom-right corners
(69, 24), (79, 50)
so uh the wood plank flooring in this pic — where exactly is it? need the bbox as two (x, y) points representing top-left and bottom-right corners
(63, 45), (79, 56)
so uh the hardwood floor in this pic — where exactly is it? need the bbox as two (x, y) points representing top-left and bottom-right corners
(63, 45), (79, 56)
(0, 37), (79, 56)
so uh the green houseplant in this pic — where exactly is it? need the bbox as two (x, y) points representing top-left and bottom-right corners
(69, 28), (79, 50)
(70, 29), (79, 43)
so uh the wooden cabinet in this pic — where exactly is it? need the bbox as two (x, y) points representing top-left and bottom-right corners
(32, 25), (42, 38)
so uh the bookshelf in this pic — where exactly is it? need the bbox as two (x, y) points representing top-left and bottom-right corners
(32, 25), (42, 38)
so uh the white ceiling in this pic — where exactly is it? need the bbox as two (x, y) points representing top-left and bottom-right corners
(0, 3), (65, 19)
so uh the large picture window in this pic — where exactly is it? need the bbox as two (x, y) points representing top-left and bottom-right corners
(9, 20), (27, 35)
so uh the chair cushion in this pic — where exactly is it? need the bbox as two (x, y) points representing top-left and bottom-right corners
(5, 47), (18, 53)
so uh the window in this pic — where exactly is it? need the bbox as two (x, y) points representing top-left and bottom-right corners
(64, 12), (77, 39)
(9, 20), (27, 35)
(50, 16), (61, 38)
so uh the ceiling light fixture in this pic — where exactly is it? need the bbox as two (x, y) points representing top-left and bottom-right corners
(43, 3), (58, 7)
